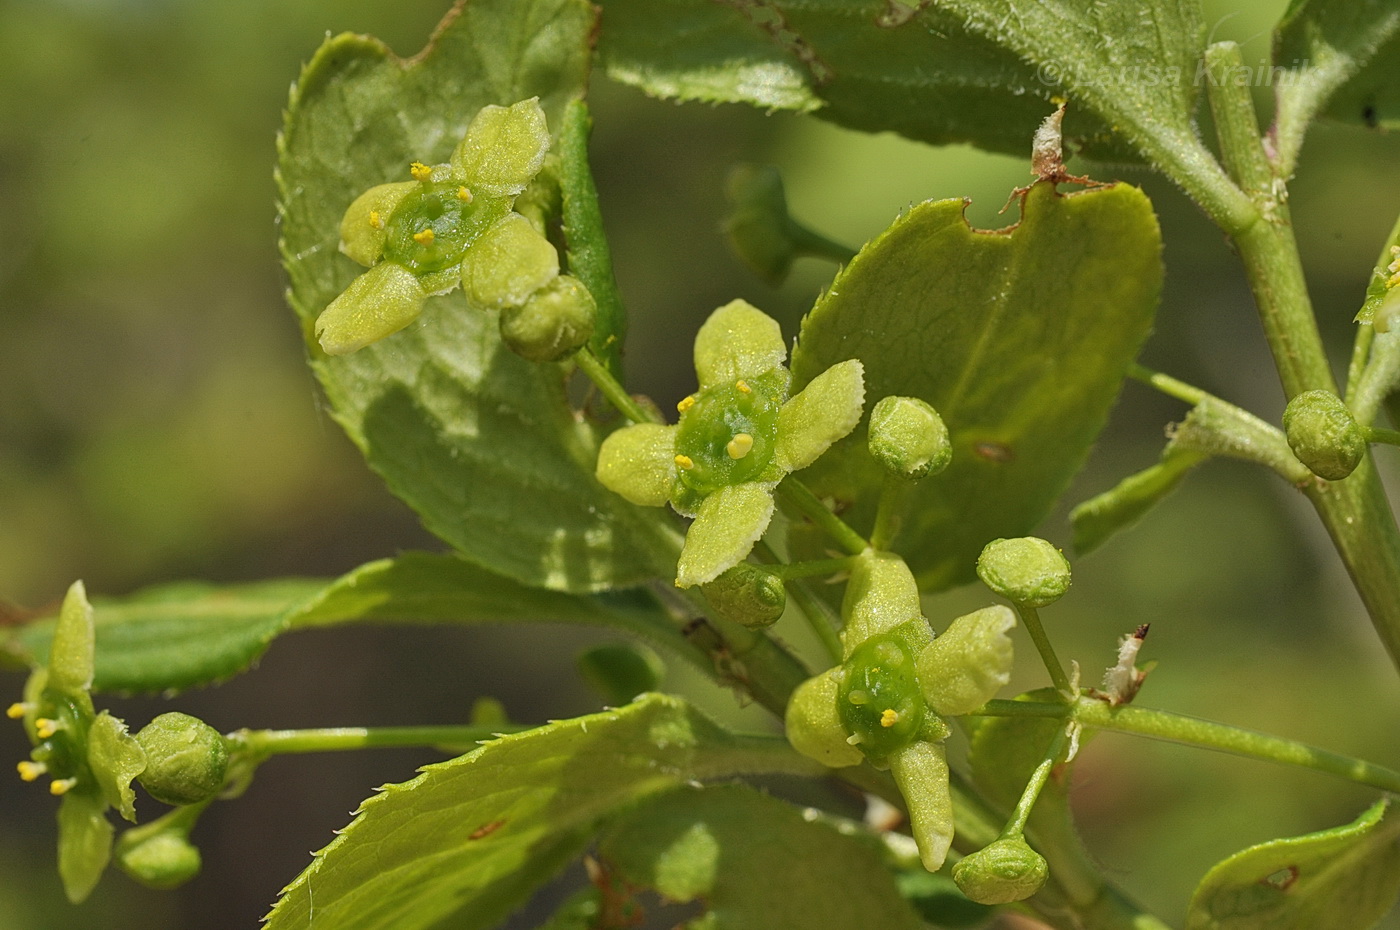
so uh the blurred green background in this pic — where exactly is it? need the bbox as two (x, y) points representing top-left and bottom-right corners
(2, 0), (1400, 927)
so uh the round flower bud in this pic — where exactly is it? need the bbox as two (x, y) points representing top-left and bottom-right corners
(701, 563), (787, 629)
(1282, 389), (1365, 481)
(115, 828), (201, 890)
(976, 538), (1071, 608)
(868, 396), (951, 480)
(577, 643), (664, 706)
(952, 837), (1049, 905)
(499, 274), (596, 362)
(134, 713), (229, 806)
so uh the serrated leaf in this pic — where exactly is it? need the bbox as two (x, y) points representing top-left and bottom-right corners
(11, 578), (326, 694)
(599, 784), (924, 930)
(1274, 0), (1400, 166)
(278, 0), (670, 594)
(264, 695), (821, 930)
(595, 0), (1139, 160)
(790, 182), (1161, 589)
(1184, 799), (1400, 930)
(10, 554), (682, 694)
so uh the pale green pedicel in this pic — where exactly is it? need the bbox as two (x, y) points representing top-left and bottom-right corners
(594, 300), (865, 587)
(315, 98), (590, 357)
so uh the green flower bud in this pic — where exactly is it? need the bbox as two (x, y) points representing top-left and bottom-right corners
(952, 837), (1049, 905)
(976, 538), (1071, 608)
(577, 643), (664, 706)
(723, 164), (799, 285)
(701, 563), (787, 629)
(1282, 389), (1365, 481)
(115, 827), (201, 890)
(499, 274), (596, 362)
(785, 672), (863, 768)
(918, 606), (1016, 716)
(868, 396), (951, 480)
(134, 713), (228, 807)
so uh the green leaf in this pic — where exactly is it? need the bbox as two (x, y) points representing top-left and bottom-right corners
(12, 578), (325, 694)
(791, 182), (1161, 590)
(599, 784), (925, 930)
(278, 0), (669, 593)
(1071, 447), (1207, 555)
(264, 695), (821, 930)
(10, 554), (685, 695)
(1184, 799), (1400, 930)
(595, 0), (1137, 160)
(1274, 0), (1400, 170)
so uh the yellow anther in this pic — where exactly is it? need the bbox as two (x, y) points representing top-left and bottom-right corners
(5, 702), (27, 720)
(1388, 271), (1400, 288)
(413, 228), (436, 246)
(410, 161), (433, 182)
(16, 761), (45, 782)
(674, 454), (695, 471)
(879, 708), (900, 728)
(735, 380), (752, 394)
(368, 210), (385, 230)
(49, 777), (77, 796)
(34, 718), (58, 739)
(676, 395), (696, 414)
(726, 433), (754, 460)
(456, 186), (473, 203)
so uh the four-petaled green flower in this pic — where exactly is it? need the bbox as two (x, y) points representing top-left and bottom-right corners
(9, 582), (146, 902)
(595, 300), (865, 587)
(785, 552), (1017, 871)
(315, 97), (591, 358)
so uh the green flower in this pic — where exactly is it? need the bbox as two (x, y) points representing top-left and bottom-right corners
(315, 97), (591, 357)
(785, 553), (1017, 871)
(9, 582), (146, 902)
(594, 300), (865, 587)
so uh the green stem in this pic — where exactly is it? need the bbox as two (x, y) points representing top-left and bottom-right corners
(1126, 361), (1209, 406)
(1204, 43), (1274, 199)
(870, 473), (910, 552)
(777, 478), (869, 556)
(1002, 723), (1069, 838)
(575, 347), (656, 424)
(970, 699), (1400, 794)
(767, 555), (858, 581)
(1015, 604), (1074, 697)
(788, 222), (858, 266)
(228, 723), (531, 757)
(560, 100), (627, 381)
(784, 576), (845, 664)
(1366, 426), (1400, 447)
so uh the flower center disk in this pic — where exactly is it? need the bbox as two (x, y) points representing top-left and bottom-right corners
(382, 181), (502, 273)
(672, 371), (784, 495)
(838, 633), (925, 763)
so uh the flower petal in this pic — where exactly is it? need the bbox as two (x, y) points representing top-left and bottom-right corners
(49, 582), (95, 702)
(890, 740), (954, 872)
(339, 181), (416, 266)
(676, 482), (776, 587)
(460, 212), (559, 308)
(595, 423), (677, 507)
(57, 790), (114, 903)
(693, 299), (787, 387)
(775, 359), (865, 472)
(450, 98), (550, 198)
(917, 605), (1016, 716)
(785, 672), (864, 768)
(315, 262), (428, 356)
(87, 712), (147, 823)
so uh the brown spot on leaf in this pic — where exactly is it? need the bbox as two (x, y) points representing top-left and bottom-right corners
(469, 819), (505, 840)
(1262, 865), (1299, 891)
